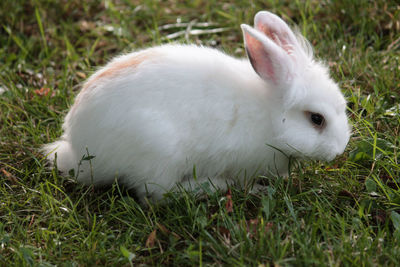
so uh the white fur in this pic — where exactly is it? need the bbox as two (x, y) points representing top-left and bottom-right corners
(42, 11), (350, 201)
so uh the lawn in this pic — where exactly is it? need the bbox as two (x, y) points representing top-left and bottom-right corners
(1, 0), (400, 265)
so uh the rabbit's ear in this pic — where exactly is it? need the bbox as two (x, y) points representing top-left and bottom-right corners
(253, 11), (301, 55)
(241, 24), (293, 85)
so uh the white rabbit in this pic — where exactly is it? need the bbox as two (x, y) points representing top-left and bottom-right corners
(43, 11), (350, 201)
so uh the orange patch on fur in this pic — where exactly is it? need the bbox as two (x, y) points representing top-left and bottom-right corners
(83, 51), (155, 91)
(70, 50), (156, 116)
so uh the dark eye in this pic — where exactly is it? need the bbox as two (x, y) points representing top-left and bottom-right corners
(310, 113), (325, 127)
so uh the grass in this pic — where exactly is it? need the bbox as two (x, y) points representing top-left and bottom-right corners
(1, 0), (400, 265)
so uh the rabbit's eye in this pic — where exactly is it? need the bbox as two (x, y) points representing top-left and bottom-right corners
(310, 113), (325, 127)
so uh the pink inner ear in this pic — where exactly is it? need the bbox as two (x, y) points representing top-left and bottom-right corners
(245, 34), (276, 82)
(256, 23), (295, 55)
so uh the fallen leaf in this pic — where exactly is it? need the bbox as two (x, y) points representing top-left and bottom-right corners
(76, 71), (87, 79)
(78, 20), (97, 31)
(1, 168), (18, 183)
(28, 215), (35, 227)
(145, 229), (157, 248)
(325, 163), (339, 170)
(225, 188), (233, 213)
(34, 87), (51, 96)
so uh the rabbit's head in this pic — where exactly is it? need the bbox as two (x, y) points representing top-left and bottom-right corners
(241, 11), (350, 161)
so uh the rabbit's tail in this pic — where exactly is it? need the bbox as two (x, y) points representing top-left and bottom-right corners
(42, 138), (76, 174)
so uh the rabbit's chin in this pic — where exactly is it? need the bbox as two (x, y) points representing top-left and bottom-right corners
(295, 150), (342, 163)
(281, 144), (342, 163)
